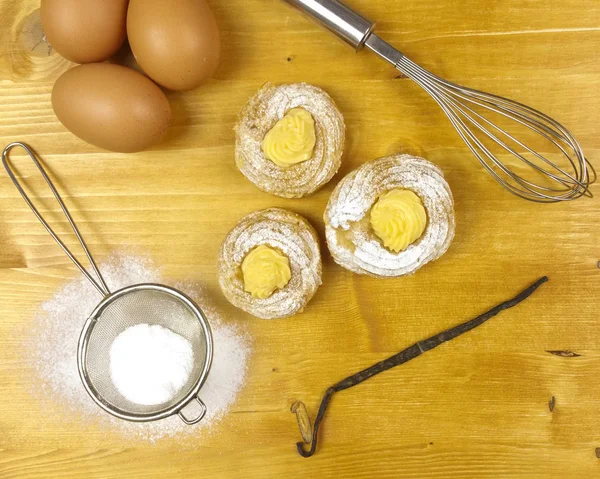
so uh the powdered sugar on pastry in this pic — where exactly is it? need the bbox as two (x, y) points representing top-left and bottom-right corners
(324, 154), (455, 277)
(235, 83), (345, 198)
(219, 208), (322, 319)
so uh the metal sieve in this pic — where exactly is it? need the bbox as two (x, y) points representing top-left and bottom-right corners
(2, 142), (213, 424)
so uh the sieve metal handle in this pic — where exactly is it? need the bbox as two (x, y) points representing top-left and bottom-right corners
(2, 142), (110, 297)
(178, 396), (207, 425)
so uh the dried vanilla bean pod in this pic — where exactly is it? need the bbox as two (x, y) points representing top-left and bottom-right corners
(296, 276), (549, 457)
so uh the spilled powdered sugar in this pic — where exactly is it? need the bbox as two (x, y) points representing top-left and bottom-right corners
(27, 253), (251, 443)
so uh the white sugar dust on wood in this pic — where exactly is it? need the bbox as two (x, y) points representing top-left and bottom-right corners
(27, 253), (251, 443)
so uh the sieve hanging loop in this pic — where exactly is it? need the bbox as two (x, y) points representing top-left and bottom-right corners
(178, 397), (208, 425)
(2, 142), (109, 296)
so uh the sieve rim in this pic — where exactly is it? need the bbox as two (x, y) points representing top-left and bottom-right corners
(77, 283), (213, 422)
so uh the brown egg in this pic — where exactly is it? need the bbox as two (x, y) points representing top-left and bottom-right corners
(41, 0), (129, 63)
(52, 64), (172, 153)
(127, 0), (220, 91)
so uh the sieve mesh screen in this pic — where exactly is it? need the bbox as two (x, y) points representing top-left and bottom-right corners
(81, 287), (209, 418)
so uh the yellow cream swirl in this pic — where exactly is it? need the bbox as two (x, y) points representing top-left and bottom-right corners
(241, 245), (292, 299)
(370, 189), (427, 253)
(262, 108), (316, 168)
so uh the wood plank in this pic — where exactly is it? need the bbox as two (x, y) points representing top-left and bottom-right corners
(0, 0), (599, 477)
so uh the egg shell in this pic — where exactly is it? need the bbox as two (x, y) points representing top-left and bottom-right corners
(41, 0), (129, 63)
(127, 0), (221, 91)
(52, 63), (172, 153)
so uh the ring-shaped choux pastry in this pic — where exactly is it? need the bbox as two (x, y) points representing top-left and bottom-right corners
(324, 154), (455, 278)
(235, 83), (345, 198)
(218, 208), (322, 319)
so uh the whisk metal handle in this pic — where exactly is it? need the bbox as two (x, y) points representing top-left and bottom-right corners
(2, 142), (110, 297)
(282, 0), (375, 50)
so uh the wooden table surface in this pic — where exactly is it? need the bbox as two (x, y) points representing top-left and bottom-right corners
(1, 0), (599, 477)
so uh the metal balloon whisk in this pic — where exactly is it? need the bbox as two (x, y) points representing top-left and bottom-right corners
(283, 0), (595, 203)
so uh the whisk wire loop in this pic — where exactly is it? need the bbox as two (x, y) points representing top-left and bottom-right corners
(395, 56), (594, 202)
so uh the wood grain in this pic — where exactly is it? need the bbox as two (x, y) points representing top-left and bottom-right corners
(1, 0), (599, 477)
